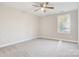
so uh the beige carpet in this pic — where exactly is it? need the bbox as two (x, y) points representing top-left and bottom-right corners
(0, 39), (79, 57)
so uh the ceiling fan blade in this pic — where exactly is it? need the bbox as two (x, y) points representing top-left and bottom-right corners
(32, 5), (40, 7)
(34, 8), (40, 12)
(45, 7), (54, 9)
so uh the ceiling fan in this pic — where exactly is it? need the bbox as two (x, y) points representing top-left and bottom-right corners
(32, 2), (55, 13)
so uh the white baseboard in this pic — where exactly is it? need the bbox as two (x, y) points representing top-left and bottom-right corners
(38, 36), (78, 43)
(0, 36), (37, 48)
(0, 36), (77, 48)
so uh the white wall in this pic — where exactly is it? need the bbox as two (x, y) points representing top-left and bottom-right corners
(0, 4), (78, 48)
(39, 10), (78, 43)
(78, 8), (79, 44)
(0, 5), (40, 47)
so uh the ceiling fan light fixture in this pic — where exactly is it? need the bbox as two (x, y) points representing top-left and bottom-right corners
(43, 4), (47, 7)
(41, 8), (45, 11)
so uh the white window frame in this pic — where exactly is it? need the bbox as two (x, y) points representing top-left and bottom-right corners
(57, 14), (71, 34)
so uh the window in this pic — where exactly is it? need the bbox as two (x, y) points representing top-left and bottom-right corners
(57, 14), (71, 34)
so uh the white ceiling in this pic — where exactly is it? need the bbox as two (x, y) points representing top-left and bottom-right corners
(0, 2), (79, 16)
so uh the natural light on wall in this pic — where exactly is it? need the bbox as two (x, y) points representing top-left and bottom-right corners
(57, 14), (71, 34)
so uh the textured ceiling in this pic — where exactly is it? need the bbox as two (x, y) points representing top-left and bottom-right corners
(0, 2), (79, 16)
